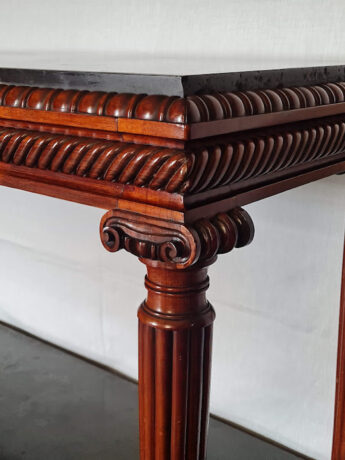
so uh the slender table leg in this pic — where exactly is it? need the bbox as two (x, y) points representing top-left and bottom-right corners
(138, 262), (215, 460)
(332, 234), (345, 460)
(99, 206), (254, 460)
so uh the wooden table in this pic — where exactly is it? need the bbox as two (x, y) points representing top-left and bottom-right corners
(0, 59), (344, 460)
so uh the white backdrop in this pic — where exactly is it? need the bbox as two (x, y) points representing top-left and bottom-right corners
(0, 1), (344, 459)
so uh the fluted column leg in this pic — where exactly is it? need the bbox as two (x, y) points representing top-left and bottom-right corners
(138, 262), (215, 460)
(100, 206), (254, 459)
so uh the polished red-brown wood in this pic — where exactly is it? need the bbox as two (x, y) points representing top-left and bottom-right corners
(0, 67), (343, 460)
(332, 236), (345, 460)
(2, 82), (345, 140)
(99, 206), (254, 459)
(138, 262), (214, 460)
(100, 207), (255, 267)
(0, 118), (344, 216)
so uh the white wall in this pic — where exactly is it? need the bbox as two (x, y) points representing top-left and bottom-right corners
(0, 1), (344, 459)
(0, 0), (345, 67)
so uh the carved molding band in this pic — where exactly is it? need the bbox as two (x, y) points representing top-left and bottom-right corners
(100, 208), (254, 268)
(186, 81), (345, 122)
(0, 128), (190, 192)
(1, 81), (345, 123)
(0, 117), (344, 195)
(0, 84), (185, 123)
(185, 117), (345, 193)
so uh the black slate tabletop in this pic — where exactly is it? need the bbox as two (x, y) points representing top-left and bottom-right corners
(0, 51), (344, 96)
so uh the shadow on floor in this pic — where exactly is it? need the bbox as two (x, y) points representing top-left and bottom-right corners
(0, 323), (310, 460)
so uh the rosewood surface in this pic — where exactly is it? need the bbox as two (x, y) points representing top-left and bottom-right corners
(0, 63), (344, 460)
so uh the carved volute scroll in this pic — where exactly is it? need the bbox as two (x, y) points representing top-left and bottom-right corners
(99, 206), (254, 460)
(100, 207), (254, 269)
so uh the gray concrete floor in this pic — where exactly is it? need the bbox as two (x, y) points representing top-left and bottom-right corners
(0, 323), (310, 460)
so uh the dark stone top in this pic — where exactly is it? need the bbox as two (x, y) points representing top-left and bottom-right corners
(0, 53), (344, 96)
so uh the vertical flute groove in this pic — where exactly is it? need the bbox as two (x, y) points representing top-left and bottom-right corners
(155, 328), (173, 460)
(139, 321), (145, 460)
(199, 325), (213, 459)
(171, 328), (190, 460)
(140, 323), (156, 460)
(186, 327), (205, 460)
